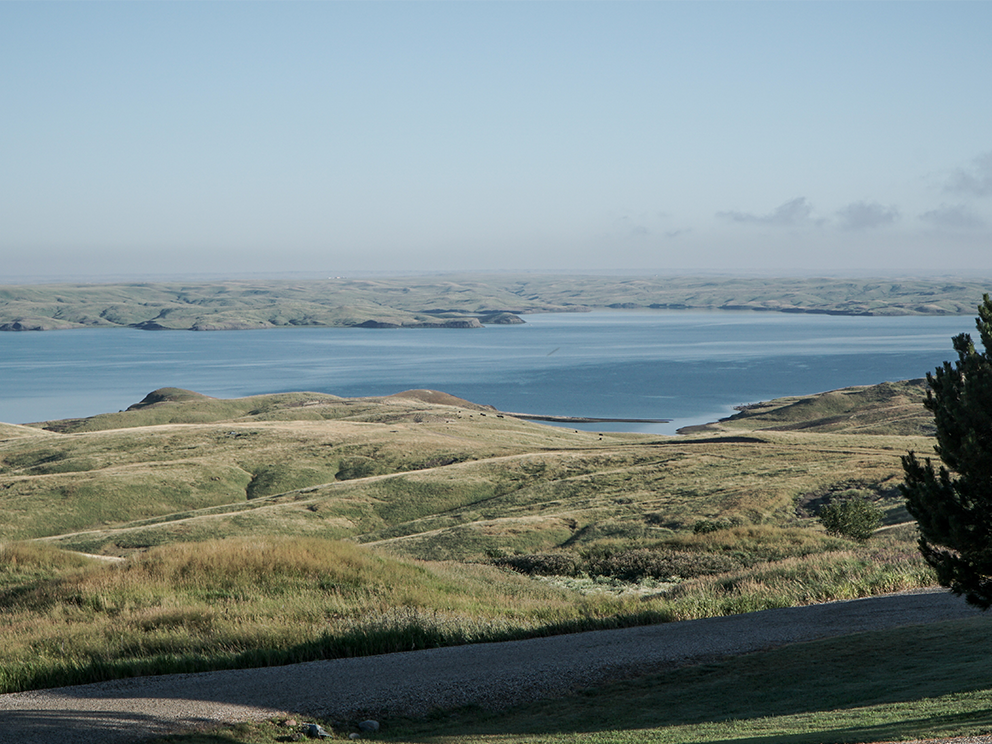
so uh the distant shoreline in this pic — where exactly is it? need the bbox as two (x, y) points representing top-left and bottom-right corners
(0, 275), (984, 332)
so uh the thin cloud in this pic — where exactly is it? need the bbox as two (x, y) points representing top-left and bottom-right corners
(718, 197), (815, 226)
(836, 201), (900, 230)
(945, 152), (992, 197)
(920, 204), (986, 230)
(613, 214), (652, 239)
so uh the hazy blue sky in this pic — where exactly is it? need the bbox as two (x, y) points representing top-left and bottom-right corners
(2, 1), (991, 280)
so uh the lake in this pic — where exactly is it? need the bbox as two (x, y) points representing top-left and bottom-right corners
(0, 311), (974, 434)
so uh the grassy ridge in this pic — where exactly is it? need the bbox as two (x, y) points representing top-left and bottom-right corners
(1, 383), (929, 563)
(0, 380), (944, 698)
(686, 378), (933, 436)
(1, 389), (591, 541)
(0, 274), (988, 330)
(1, 387), (924, 560)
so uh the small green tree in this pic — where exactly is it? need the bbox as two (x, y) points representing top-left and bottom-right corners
(818, 495), (881, 540)
(902, 294), (992, 609)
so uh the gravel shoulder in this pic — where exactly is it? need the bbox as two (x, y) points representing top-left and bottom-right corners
(0, 588), (983, 744)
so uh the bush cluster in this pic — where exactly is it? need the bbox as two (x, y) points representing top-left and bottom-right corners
(818, 496), (882, 540)
(584, 549), (740, 581)
(692, 517), (746, 534)
(491, 553), (581, 577)
(494, 548), (740, 582)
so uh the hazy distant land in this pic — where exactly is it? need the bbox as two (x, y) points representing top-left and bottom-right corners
(1, 274), (988, 331)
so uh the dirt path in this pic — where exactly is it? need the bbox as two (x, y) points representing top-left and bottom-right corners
(0, 589), (984, 744)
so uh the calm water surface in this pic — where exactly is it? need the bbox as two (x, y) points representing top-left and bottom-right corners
(0, 311), (973, 434)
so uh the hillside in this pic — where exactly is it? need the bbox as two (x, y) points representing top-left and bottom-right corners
(0, 382), (928, 557)
(0, 274), (987, 331)
(0, 382), (939, 696)
(683, 378), (933, 436)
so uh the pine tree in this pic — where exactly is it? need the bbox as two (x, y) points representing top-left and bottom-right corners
(902, 294), (992, 608)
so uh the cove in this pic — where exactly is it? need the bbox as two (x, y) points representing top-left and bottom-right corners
(0, 310), (973, 434)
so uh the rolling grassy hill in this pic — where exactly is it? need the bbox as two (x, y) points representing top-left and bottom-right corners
(0, 382), (939, 698)
(683, 378), (933, 436)
(2, 383), (927, 560)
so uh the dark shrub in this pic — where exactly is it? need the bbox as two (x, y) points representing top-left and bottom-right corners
(585, 548), (740, 581)
(335, 457), (380, 481)
(493, 552), (581, 577)
(818, 496), (882, 540)
(693, 519), (724, 534)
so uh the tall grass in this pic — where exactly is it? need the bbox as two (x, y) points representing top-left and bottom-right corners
(494, 524), (901, 586)
(0, 538), (659, 693)
(0, 533), (935, 695)
(664, 548), (934, 619)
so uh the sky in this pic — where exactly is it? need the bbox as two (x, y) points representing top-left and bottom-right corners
(2, 1), (991, 281)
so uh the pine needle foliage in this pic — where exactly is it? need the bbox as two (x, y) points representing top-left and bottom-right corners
(902, 294), (992, 608)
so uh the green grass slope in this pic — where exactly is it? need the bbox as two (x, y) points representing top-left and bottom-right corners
(0, 422), (54, 440)
(685, 379), (933, 436)
(0, 537), (649, 694)
(3, 388), (600, 541)
(0, 381), (946, 698)
(1, 383), (933, 559)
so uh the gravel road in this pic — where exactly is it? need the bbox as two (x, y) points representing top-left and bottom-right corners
(0, 588), (984, 744)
